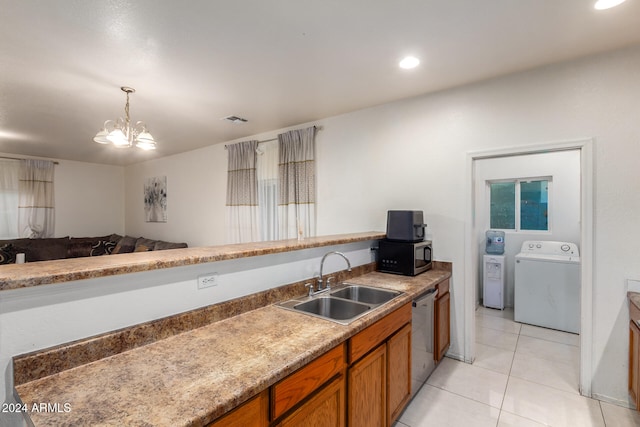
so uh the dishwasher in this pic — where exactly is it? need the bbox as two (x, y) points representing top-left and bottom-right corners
(411, 287), (436, 398)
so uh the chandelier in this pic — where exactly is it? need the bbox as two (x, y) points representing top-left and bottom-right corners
(93, 86), (157, 150)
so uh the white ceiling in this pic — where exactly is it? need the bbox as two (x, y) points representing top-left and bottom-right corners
(1, 1), (639, 166)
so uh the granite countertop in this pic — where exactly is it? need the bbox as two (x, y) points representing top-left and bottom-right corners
(629, 292), (640, 308)
(627, 292), (640, 326)
(15, 269), (451, 426)
(0, 232), (385, 291)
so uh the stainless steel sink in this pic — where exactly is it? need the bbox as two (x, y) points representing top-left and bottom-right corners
(330, 285), (400, 305)
(276, 284), (404, 325)
(293, 297), (371, 321)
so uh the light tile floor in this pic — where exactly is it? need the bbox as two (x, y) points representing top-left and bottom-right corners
(395, 306), (640, 427)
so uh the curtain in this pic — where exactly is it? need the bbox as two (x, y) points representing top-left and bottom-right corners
(257, 139), (279, 241)
(278, 126), (316, 239)
(225, 140), (259, 243)
(18, 159), (55, 238)
(0, 159), (20, 239)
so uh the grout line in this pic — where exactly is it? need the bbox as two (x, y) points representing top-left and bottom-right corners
(598, 400), (607, 426)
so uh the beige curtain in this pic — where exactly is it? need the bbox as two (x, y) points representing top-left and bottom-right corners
(18, 159), (55, 238)
(278, 126), (316, 239)
(226, 140), (259, 243)
(0, 159), (20, 238)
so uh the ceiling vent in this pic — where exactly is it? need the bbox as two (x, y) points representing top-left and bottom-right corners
(222, 115), (248, 123)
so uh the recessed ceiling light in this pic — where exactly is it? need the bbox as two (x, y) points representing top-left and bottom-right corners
(594, 0), (626, 10)
(399, 56), (420, 69)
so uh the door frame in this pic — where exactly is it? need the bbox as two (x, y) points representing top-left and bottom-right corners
(464, 138), (594, 397)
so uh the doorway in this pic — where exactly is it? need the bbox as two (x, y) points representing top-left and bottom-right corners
(464, 139), (594, 397)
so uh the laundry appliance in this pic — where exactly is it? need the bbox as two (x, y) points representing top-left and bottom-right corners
(514, 241), (580, 333)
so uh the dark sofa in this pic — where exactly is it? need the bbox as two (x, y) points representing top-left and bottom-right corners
(0, 234), (188, 264)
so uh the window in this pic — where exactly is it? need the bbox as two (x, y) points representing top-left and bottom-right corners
(256, 139), (279, 241)
(489, 178), (549, 231)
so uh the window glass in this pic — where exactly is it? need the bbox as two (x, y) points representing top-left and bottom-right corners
(490, 182), (515, 229)
(520, 180), (548, 231)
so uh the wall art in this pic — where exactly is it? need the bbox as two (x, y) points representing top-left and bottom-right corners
(144, 176), (167, 222)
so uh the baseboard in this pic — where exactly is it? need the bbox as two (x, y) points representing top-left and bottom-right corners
(444, 351), (468, 363)
(592, 392), (635, 409)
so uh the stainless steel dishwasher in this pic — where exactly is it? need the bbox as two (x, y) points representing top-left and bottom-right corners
(411, 287), (436, 398)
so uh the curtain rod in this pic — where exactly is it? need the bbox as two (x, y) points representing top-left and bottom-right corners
(0, 155), (59, 165)
(225, 125), (322, 149)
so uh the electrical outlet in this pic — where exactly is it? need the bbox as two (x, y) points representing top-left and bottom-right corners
(198, 273), (219, 289)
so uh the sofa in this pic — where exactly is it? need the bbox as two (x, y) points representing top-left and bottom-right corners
(0, 234), (188, 264)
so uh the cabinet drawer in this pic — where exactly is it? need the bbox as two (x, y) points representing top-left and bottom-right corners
(271, 343), (346, 420)
(349, 303), (411, 363)
(436, 279), (449, 296)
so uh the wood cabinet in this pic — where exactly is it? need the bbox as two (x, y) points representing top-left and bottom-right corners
(629, 299), (640, 410)
(271, 344), (345, 420)
(349, 304), (411, 363)
(276, 375), (346, 427)
(207, 390), (269, 427)
(435, 279), (451, 363)
(348, 303), (411, 427)
(387, 323), (411, 425)
(629, 320), (640, 410)
(348, 344), (386, 427)
(210, 302), (413, 426)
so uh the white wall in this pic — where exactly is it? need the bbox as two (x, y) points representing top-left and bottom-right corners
(54, 159), (125, 237)
(124, 146), (227, 246)
(0, 154), (125, 238)
(474, 150), (581, 307)
(122, 44), (640, 404)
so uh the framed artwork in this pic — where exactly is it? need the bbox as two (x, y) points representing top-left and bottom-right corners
(144, 176), (167, 222)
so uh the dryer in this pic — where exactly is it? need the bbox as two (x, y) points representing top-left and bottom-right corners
(514, 241), (580, 334)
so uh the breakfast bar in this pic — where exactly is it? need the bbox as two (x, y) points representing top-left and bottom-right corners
(2, 232), (451, 426)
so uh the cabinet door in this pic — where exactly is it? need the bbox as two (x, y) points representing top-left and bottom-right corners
(387, 323), (411, 425)
(435, 291), (450, 363)
(276, 375), (345, 427)
(630, 321), (640, 410)
(207, 390), (268, 427)
(348, 344), (386, 427)
(271, 344), (345, 420)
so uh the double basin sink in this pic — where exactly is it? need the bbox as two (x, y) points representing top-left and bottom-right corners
(277, 284), (403, 325)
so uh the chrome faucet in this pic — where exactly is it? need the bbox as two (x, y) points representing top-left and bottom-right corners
(317, 251), (352, 293)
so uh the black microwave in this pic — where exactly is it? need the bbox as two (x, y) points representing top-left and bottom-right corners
(378, 240), (432, 276)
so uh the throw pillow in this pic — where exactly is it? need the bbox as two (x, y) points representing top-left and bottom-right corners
(134, 237), (158, 252)
(112, 236), (137, 254)
(153, 241), (188, 251)
(90, 240), (118, 256)
(0, 244), (17, 264)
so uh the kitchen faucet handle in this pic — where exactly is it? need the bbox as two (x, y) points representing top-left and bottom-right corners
(304, 283), (315, 297)
(325, 276), (333, 290)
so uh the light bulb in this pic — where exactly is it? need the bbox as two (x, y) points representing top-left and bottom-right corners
(399, 56), (420, 69)
(594, 0), (626, 10)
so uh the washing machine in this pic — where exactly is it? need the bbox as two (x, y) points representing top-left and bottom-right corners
(514, 241), (581, 334)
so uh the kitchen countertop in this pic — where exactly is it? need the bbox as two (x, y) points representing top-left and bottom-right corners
(0, 232), (385, 291)
(629, 292), (640, 313)
(14, 269), (450, 426)
(629, 292), (640, 322)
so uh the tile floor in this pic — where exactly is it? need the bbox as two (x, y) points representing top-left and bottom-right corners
(395, 306), (640, 427)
